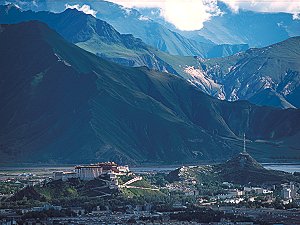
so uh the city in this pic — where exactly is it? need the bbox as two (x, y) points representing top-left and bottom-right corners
(1, 0), (300, 224)
(0, 150), (300, 224)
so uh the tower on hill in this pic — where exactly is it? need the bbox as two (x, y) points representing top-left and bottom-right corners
(241, 133), (248, 155)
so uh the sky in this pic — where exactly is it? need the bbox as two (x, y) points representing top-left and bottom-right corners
(5, 0), (300, 31)
(105, 0), (300, 30)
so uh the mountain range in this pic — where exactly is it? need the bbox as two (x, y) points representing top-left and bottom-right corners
(1, 4), (300, 110)
(0, 4), (244, 100)
(0, 2), (249, 58)
(140, 2), (300, 48)
(89, 0), (249, 57)
(1, 21), (300, 165)
(0, 4), (249, 72)
(9, 0), (300, 49)
(200, 37), (300, 108)
(0, 4), (173, 72)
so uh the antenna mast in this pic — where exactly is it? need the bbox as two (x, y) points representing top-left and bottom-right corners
(243, 133), (246, 153)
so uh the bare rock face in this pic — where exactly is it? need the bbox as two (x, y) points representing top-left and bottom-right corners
(200, 37), (300, 109)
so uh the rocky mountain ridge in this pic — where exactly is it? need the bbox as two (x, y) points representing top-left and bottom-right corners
(199, 37), (300, 108)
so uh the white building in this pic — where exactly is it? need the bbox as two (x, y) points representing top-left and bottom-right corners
(117, 165), (129, 173)
(262, 189), (273, 194)
(283, 188), (292, 199)
(53, 171), (78, 181)
(75, 166), (103, 181)
(75, 162), (122, 181)
(290, 182), (297, 198)
(282, 182), (298, 199)
(53, 162), (129, 184)
(53, 171), (63, 180)
(252, 187), (264, 194)
(217, 189), (244, 200)
(62, 172), (78, 181)
(32, 204), (62, 212)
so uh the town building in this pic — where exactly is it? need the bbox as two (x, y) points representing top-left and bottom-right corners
(283, 188), (292, 199)
(243, 187), (273, 195)
(282, 182), (298, 199)
(32, 204), (62, 212)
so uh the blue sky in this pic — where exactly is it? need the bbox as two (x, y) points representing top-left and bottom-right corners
(61, 0), (300, 30)
(106, 0), (300, 30)
(5, 0), (300, 30)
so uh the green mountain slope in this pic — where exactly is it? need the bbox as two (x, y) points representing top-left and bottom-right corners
(0, 5), (177, 73)
(0, 4), (247, 99)
(1, 21), (300, 165)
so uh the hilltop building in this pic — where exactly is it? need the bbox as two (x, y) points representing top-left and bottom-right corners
(75, 164), (106, 181)
(53, 162), (129, 181)
(53, 171), (78, 181)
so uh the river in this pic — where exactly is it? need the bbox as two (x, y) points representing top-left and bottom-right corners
(263, 163), (300, 173)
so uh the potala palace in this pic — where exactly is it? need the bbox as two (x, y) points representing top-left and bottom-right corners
(53, 162), (130, 187)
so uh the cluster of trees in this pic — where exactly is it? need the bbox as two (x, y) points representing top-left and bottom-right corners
(143, 173), (169, 187)
(0, 182), (23, 195)
(0, 198), (42, 209)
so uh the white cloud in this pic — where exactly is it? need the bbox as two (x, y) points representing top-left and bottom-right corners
(293, 13), (300, 20)
(107, 0), (222, 31)
(65, 4), (97, 17)
(161, 0), (222, 30)
(106, 0), (300, 30)
(220, 0), (300, 15)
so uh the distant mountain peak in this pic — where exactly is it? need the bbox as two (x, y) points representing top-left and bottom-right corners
(2, 3), (21, 13)
(201, 35), (300, 109)
(64, 7), (82, 14)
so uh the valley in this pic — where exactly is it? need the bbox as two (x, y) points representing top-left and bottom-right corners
(0, 1), (300, 223)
